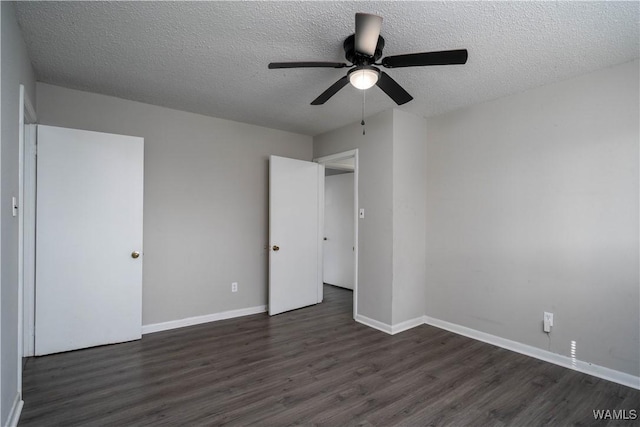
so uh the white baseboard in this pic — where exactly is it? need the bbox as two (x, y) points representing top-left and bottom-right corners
(5, 393), (23, 427)
(355, 314), (424, 336)
(355, 314), (393, 334)
(423, 315), (640, 391)
(391, 316), (425, 335)
(142, 305), (267, 335)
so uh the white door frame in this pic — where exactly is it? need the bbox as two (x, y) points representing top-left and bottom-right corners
(18, 85), (37, 397)
(313, 149), (359, 319)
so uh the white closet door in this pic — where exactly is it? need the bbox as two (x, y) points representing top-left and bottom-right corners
(35, 125), (144, 355)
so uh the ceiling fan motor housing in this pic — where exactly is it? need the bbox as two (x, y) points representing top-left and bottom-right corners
(344, 34), (385, 65)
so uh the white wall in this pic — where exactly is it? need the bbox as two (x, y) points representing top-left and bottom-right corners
(314, 110), (394, 324)
(392, 110), (427, 325)
(1, 2), (36, 424)
(323, 172), (354, 290)
(36, 83), (312, 326)
(425, 60), (640, 376)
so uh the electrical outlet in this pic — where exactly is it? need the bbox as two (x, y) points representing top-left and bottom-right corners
(543, 312), (553, 333)
(231, 282), (238, 293)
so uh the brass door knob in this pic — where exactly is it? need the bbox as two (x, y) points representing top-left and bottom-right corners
(272, 245), (280, 251)
(131, 251), (140, 259)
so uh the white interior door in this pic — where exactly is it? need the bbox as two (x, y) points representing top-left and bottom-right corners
(269, 155), (322, 316)
(323, 172), (355, 289)
(35, 125), (144, 356)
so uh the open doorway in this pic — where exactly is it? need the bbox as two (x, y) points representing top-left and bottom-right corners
(314, 150), (358, 319)
(323, 166), (354, 290)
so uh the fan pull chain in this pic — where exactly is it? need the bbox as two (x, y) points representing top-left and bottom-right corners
(361, 88), (366, 135)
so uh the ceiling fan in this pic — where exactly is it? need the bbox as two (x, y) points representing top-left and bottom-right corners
(268, 13), (468, 106)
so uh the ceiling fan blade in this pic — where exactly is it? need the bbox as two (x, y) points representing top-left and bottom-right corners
(381, 49), (468, 68)
(376, 72), (413, 105)
(269, 62), (347, 69)
(311, 76), (350, 105)
(355, 13), (383, 56)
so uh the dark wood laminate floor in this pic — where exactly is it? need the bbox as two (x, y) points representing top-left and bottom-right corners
(21, 285), (638, 426)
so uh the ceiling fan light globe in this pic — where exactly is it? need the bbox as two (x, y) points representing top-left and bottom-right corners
(349, 68), (379, 90)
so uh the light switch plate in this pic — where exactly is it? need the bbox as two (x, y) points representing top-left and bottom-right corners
(543, 312), (553, 333)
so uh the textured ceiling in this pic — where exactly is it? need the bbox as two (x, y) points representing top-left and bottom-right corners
(15, 1), (640, 136)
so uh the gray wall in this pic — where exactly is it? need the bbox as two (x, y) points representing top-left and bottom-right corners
(1, 2), (36, 423)
(314, 110), (394, 324)
(36, 83), (312, 325)
(314, 109), (428, 326)
(425, 60), (639, 376)
(392, 110), (427, 324)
